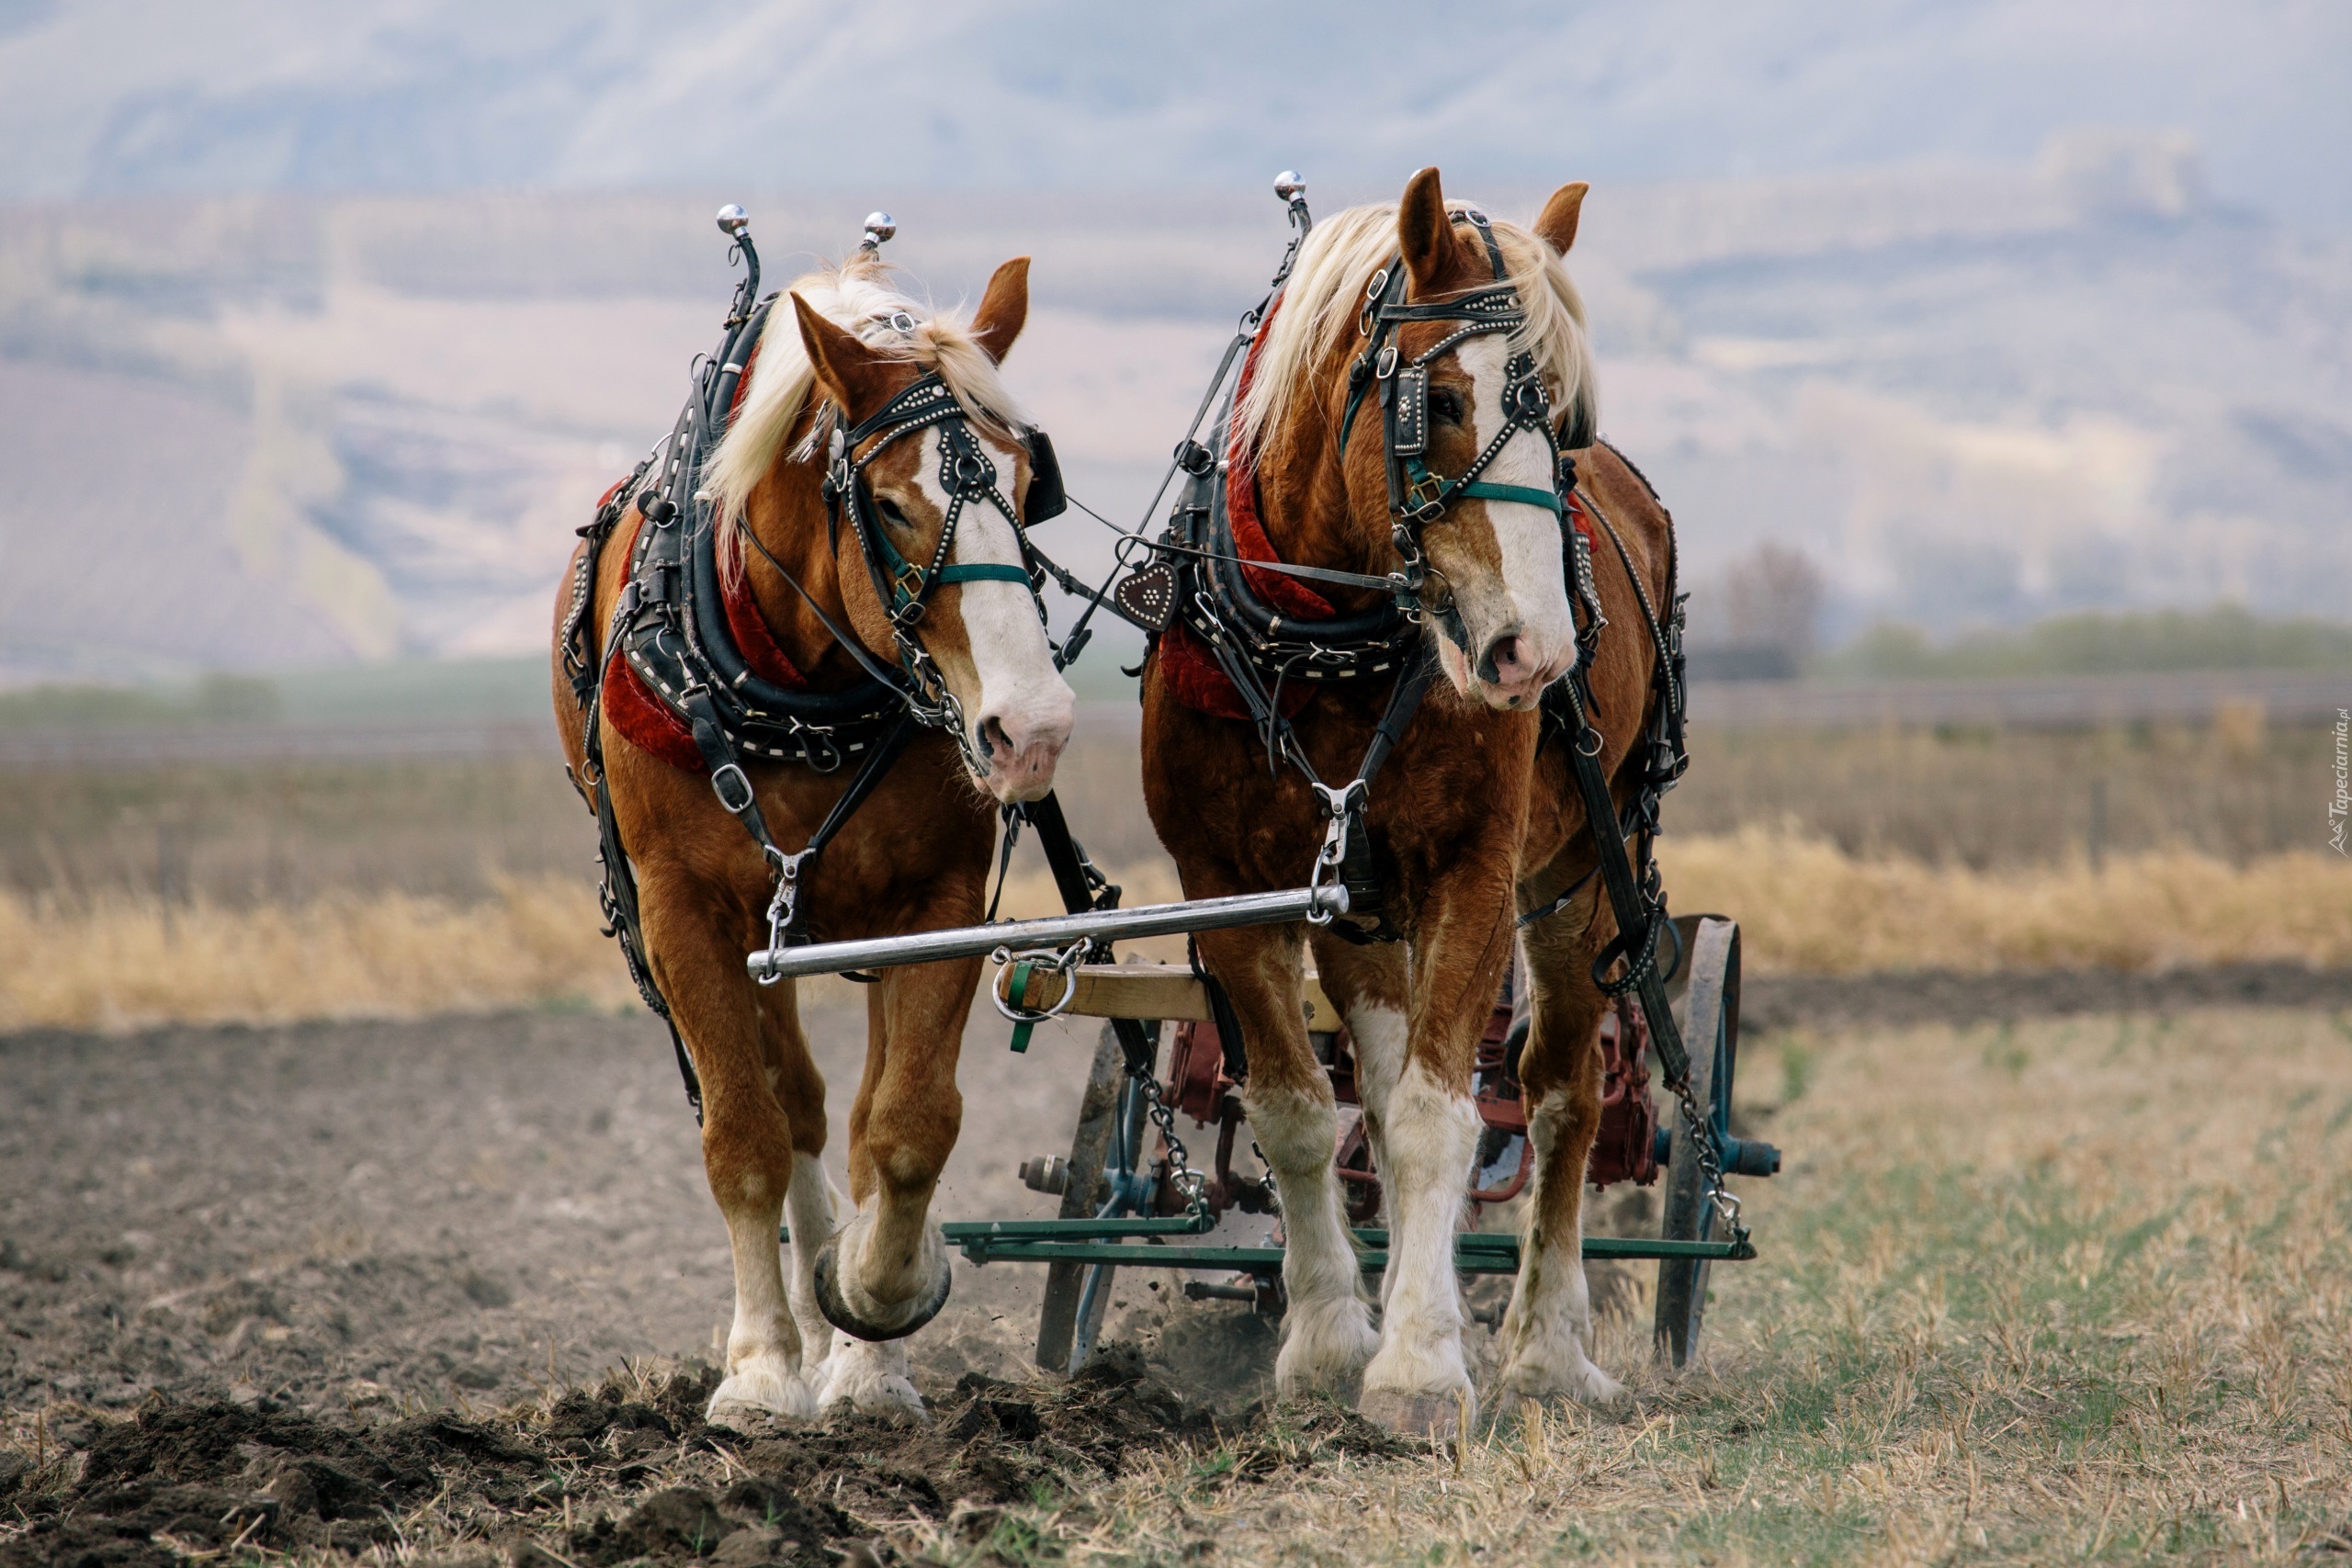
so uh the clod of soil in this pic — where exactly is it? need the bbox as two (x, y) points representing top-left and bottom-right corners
(4, 1395), (547, 1562)
(5, 1350), (1382, 1566)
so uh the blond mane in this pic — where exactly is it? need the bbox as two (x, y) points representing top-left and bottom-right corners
(1233, 200), (1599, 458)
(706, 254), (1032, 529)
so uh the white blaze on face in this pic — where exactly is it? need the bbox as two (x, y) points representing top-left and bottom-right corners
(1456, 334), (1577, 688)
(912, 427), (1074, 799)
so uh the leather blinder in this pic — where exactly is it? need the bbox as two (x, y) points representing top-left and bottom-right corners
(1390, 366), (1430, 457)
(1022, 428), (1068, 523)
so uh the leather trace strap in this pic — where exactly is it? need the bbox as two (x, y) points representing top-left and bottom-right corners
(1519, 470), (1735, 1248)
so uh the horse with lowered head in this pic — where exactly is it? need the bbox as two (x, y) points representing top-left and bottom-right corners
(1143, 168), (1679, 1434)
(552, 250), (1071, 1424)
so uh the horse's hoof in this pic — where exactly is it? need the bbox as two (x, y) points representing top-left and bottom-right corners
(1360, 1386), (1471, 1439)
(813, 1237), (952, 1343)
(817, 1335), (928, 1420)
(705, 1359), (815, 1424)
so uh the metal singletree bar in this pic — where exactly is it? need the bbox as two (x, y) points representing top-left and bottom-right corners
(746, 885), (1348, 982)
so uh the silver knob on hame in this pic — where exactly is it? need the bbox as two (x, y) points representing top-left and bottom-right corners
(715, 203), (751, 240)
(1273, 170), (1306, 203)
(860, 210), (897, 251)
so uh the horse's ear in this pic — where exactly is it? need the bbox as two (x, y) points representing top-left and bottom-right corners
(1398, 166), (1476, 298)
(969, 256), (1030, 364)
(1534, 182), (1589, 255)
(791, 293), (896, 419)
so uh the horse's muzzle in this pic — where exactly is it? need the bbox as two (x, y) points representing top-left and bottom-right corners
(975, 706), (1070, 803)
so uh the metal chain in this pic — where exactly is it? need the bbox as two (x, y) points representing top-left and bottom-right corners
(1250, 1139), (1282, 1213)
(1140, 1072), (1212, 1219)
(1668, 1064), (1746, 1243)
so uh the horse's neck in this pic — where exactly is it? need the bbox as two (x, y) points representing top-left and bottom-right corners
(737, 462), (862, 682)
(1255, 400), (1381, 579)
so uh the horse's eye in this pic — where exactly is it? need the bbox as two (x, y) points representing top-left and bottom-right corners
(1430, 387), (1467, 426)
(876, 497), (913, 530)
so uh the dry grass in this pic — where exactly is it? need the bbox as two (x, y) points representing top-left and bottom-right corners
(984, 1006), (2352, 1565)
(5, 838), (2346, 1032)
(1669, 717), (2339, 869)
(0, 878), (635, 1032)
(1662, 828), (2352, 975)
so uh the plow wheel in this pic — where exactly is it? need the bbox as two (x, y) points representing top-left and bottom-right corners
(1035, 1024), (1136, 1372)
(1654, 915), (1741, 1370)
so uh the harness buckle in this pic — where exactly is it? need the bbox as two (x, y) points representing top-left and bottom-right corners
(892, 558), (927, 604)
(710, 762), (758, 816)
(1374, 344), (1399, 380)
(1403, 469), (1448, 516)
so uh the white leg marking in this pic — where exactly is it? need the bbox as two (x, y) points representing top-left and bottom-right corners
(1249, 1083), (1376, 1396)
(785, 1152), (840, 1382)
(1359, 1062), (1481, 1425)
(1345, 1003), (1408, 1295)
(1497, 1089), (1625, 1404)
(708, 1181), (817, 1422)
(817, 1332), (925, 1418)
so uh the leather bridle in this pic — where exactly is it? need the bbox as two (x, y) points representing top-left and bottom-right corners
(815, 369), (1063, 759)
(1339, 207), (1584, 635)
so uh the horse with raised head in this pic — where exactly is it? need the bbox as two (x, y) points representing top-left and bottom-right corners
(553, 247), (1072, 1423)
(1143, 168), (1679, 1434)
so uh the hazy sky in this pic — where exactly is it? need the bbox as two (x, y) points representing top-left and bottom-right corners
(0, 0), (2345, 225)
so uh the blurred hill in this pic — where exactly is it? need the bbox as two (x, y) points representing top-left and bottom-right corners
(0, 3), (2346, 683)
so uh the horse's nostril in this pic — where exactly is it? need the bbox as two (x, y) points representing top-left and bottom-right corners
(978, 717), (1010, 761)
(1478, 633), (1525, 686)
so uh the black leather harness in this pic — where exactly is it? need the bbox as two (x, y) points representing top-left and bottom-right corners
(1129, 201), (1588, 942)
(557, 219), (1069, 1118)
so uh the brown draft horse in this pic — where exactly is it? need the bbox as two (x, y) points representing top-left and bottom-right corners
(552, 253), (1071, 1422)
(1142, 169), (1675, 1435)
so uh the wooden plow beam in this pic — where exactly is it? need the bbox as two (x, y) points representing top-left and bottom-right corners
(993, 962), (1343, 1030)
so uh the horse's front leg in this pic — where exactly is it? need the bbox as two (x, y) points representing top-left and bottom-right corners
(639, 884), (820, 1423)
(1204, 922), (1378, 1398)
(809, 956), (975, 1418)
(752, 978), (844, 1390)
(1496, 873), (1626, 1404)
(1353, 859), (1518, 1438)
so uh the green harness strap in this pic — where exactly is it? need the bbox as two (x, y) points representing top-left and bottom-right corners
(1458, 479), (1564, 514)
(934, 562), (1036, 586)
(1006, 959), (1037, 1054)
(1395, 452), (1565, 521)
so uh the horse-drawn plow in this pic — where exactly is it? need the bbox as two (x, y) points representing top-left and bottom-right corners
(753, 801), (1780, 1376)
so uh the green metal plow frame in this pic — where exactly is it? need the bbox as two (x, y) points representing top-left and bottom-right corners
(786, 1215), (1755, 1278)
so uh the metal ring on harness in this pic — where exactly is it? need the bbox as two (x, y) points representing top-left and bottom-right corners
(990, 942), (1086, 1023)
(990, 942), (1087, 1053)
